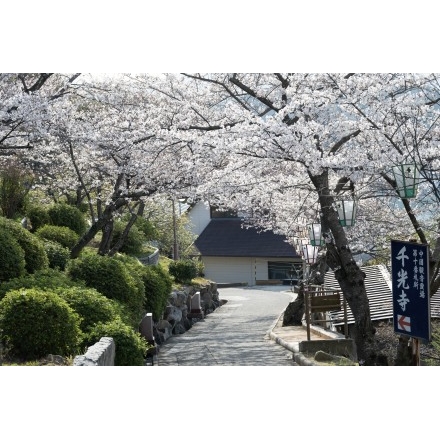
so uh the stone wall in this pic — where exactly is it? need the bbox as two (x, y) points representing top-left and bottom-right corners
(154, 281), (223, 345)
(73, 337), (115, 366)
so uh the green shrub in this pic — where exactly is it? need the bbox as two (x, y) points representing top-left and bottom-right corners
(0, 229), (26, 281)
(0, 165), (33, 219)
(137, 265), (172, 321)
(84, 319), (148, 366)
(0, 216), (49, 273)
(194, 259), (205, 277)
(67, 254), (145, 326)
(42, 239), (70, 270)
(0, 288), (81, 360)
(169, 259), (198, 284)
(54, 286), (120, 334)
(26, 205), (51, 232)
(36, 224), (79, 249)
(0, 268), (85, 301)
(110, 221), (145, 255)
(47, 203), (87, 235)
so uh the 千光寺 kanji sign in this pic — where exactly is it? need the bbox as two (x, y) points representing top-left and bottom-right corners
(391, 240), (431, 341)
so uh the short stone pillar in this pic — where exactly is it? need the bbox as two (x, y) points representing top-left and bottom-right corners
(139, 313), (155, 343)
(188, 292), (204, 319)
(139, 312), (158, 364)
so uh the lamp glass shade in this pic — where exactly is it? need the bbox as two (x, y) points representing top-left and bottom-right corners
(392, 164), (420, 198)
(301, 244), (319, 264)
(335, 199), (357, 227)
(294, 237), (309, 255)
(308, 223), (324, 246)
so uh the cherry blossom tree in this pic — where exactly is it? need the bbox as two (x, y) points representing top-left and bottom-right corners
(4, 72), (440, 364)
(25, 75), (201, 257)
(0, 73), (81, 155)
(138, 73), (440, 364)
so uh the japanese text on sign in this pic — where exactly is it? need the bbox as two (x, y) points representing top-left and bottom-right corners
(391, 240), (431, 341)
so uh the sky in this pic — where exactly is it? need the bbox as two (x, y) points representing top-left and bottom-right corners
(4, 1), (440, 73)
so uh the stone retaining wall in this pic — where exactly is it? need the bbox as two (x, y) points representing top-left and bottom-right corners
(154, 281), (222, 344)
(73, 337), (115, 366)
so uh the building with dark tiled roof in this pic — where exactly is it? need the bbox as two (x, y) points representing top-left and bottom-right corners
(189, 201), (303, 286)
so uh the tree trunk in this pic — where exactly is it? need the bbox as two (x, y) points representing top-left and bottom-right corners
(310, 171), (375, 364)
(70, 198), (127, 259)
(98, 219), (114, 255)
(108, 201), (145, 256)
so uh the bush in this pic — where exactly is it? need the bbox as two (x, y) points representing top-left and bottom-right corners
(36, 224), (79, 249)
(42, 239), (70, 270)
(0, 229), (26, 282)
(67, 254), (145, 326)
(0, 165), (33, 219)
(0, 216), (49, 273)
(0, 288), (81, 360)
(83, 319), (148, 366)
(26, 205), (51, 232)
(0, 268), (85, 302)
(47, 203), (87, 235)
(110, 221), (145, 255)
(169, 259), (198, 284)
(137, 265), (172, 321)
(54, 286), (120, 334)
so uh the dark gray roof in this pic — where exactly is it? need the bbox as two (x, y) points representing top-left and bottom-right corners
(324, 265), (440, 326)
(194, 219), (300, 258)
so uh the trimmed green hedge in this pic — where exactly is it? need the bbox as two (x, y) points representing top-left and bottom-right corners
(0, 288), (81, 360)
(0, 268), (85, 301)
(169, 259), (198, 284)
(67, 253), (145, 327)
(137, 264), (172, 321)
(0, 216), (49, 273)
(47, 203), (87, 235)
(83, 319), (148, 366)
(26, 205), (51, 232)
(54, 286), (120, 334)
(36, 224), (79, 249)
(42, 239), (70, 270)
(0, 228), (26, 282)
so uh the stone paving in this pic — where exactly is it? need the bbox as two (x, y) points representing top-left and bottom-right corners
(156, 286), (299, 366)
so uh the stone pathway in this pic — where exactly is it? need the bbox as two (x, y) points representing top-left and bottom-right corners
(156, 286), (298, 366)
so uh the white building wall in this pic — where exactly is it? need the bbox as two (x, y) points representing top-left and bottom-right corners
(254, 258), (268, 281)
(187, 201), (211, 236)
(202, 256), (255, 285)
(202, 256), (301, 286)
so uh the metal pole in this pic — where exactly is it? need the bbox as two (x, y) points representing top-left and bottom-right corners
(172, 199), (179, 260)
(305, 288), (311, 341)
(343, 295), (348, 338)
(412, 338), (420, 366)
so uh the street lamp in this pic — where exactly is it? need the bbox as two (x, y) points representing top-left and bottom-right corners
(335, 198), (358, 227)
(301, 244), (319, 265)
(294, 236), (309, 251)
(307, 222), (324, 246)
(392, 163), (420, 198)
